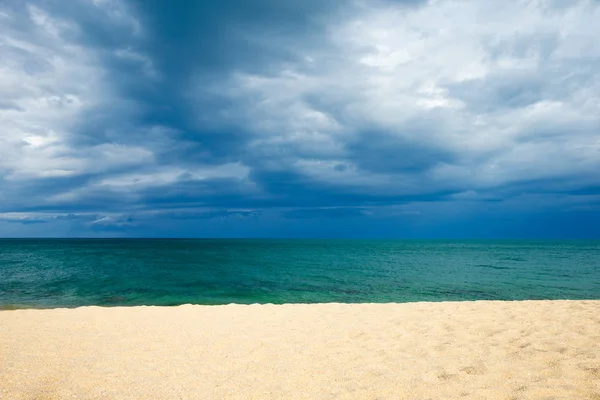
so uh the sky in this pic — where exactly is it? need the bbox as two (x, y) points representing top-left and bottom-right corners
(1, 0), (600, 238)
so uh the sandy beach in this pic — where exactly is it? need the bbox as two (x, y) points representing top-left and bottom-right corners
(1, 300), (599, 399)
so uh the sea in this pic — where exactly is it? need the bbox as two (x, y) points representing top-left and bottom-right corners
(0, 239), (599, 309)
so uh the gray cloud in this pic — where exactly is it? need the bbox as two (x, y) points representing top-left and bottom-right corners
(1, 0), (600, 237)
(0, 1), (254, 220)
(207, 0), (600, 204)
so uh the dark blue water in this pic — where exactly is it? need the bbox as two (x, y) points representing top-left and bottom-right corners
(1, 239), (599, 309)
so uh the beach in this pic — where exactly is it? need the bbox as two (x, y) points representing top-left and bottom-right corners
(1, 300), (599, 399)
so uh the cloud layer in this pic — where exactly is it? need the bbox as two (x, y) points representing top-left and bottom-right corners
(1, 0), (599, 237)
(219, 0), (600, 196)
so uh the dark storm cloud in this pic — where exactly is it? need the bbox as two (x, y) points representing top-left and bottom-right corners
(1, 0), (599, 237)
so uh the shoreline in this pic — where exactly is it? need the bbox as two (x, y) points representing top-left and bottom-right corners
(2, 297), (599, 311)
(2, 300), (599, 399)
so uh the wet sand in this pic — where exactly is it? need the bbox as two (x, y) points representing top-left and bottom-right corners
(1, 300), (599, 399)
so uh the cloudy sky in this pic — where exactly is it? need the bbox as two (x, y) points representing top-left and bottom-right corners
(1, 0), (599, 238)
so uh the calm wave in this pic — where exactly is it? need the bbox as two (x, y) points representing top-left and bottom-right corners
(1, 239), (599, 308)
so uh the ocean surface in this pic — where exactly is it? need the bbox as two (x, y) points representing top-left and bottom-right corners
(1, 239), (599, 309)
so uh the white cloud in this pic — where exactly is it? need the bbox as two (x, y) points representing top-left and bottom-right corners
(0, 4), (150, 182)
(0, 2), (255, 217)
(96, 162), (250, 190)
(216, 0), (600, 195)
(48, 162), (252, 205)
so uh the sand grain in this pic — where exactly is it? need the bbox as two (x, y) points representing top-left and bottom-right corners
(1, 300), (599, 399)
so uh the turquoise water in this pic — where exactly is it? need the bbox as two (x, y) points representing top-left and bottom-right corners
(0, 239), (599, 309)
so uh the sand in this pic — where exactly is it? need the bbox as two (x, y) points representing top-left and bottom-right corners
(1, 300), (599, 400)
